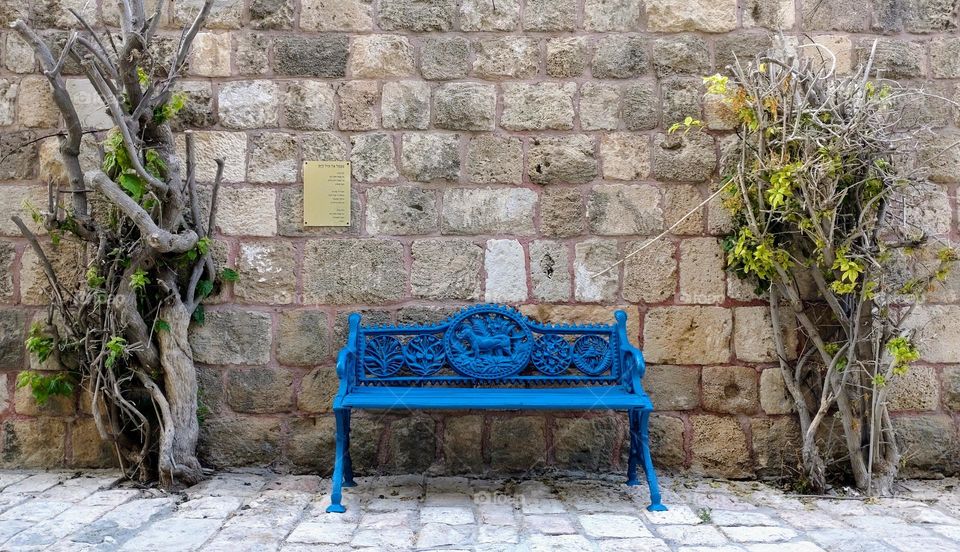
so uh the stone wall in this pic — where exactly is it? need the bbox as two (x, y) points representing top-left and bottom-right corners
(1, 0), (959, 479)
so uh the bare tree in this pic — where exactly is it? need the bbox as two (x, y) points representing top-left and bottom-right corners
(11, 0), (222, 487)
(715, 49), (956, 495)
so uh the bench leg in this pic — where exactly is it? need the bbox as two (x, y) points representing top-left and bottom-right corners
(626, 409), (640, 486)
(638, 410), (667, 512)
(326, 408), (350, 513)
(343, 409), (356, 487)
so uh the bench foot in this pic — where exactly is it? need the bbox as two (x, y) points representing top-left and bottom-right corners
(628, 409), (668, 511)
(325, 503), (346, 514)
(328, 408), (352, 513)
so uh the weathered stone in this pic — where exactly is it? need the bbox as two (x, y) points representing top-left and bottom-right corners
(199, 416), (281, 467)
(351, 133), (399, 183)
(759, 369), (793, 415)
(366, 186), (438, 235)
(215, 187), (276, 236)
(653, 36), (710, 77)
(16, 77), (56, 129)
(302, 239), (405, 304)
(716, 34), (773, 72)
(752, 417), (802, 479)
(234, 32), (270, 75)
(538, 192), (585, 244)
(647, 0), (738, 32)
(528, 135), (597, 184)
(19, 240), (85, 306)
(420, 37), (470, 80)
(490, 417), (545, 471)
(519, 305), (640, 348)
(433, 83), (496, 131)
(248, 132), (297, 184)
(857, 38), (924, 79)
(175, 0), (242, 28)
(70, 418), (116, 468)
(467, 135), (522, 184)
(302, 131), (350, 161)
(444, 415), (483, 473)
(460, 0), (519, 30)
(277, 311), (330, 367)
(350, 35), (414, 78)
(588, 185), (662, 237)
(485, 239), (527, 303)
(801, 0), (868, 31)
(873, 0), (955, 33)
(530, 240), (571, 302)
(600, 133), (650, 181)
(701, 366), (758, 414)
(734, 306), (799, 363)
(691, 415), (752, 478)
(189, 310), (272, 365)
(652, 132), (716, 182)
(0, 79), (17, 125)
(442, 188), (537, 235)
(274, 36), (348, 77)
(584, 0), (641, 30)
(389, 415), (437, 472)
(337, 81), (379, 130)
(888, 366), (939, 411)
(893, 415), (960, 476)
(283, 81), (335, 130)
(235, 242), (296, 304)
(0, 243), (14, 303)
(218, 81), (280, 129)
(13, 383), (74, 416)
(1, 418), (66, 468)
(644, 307), (732, 364)
(177, 131), (247, 182)
(301, 0), (373, 30)
(645, 365), (699, 410)
(662, 78), (704, 127)
(663, 185), (705, 235)
(650, 415), (685, 468)
(523, 0), (575, 30)
(546, 37), (587, 78)
(249, 0), (293, 28)
(501, 83), (575, 131)
(578, 83), (620, 131)
(554, 416), (620, 470)
(704, 92), (738, 131)
(382, 81), (430, 129)
(0, 185), (45, 236)
(227, 368), (294, 413)
(411, 239), (483, 300)
(944, 366), (960, 411)
(379, 0), (456, 31)
(401, 133), (460, 182)
(170, 81), (216, 130)
(930, 38), (960, 79)
(189, 32), (231, 76)
(297, 368), (339, 413)
(64, 78), (111, 128)
(678, 238), (724, 304)
(592, 36), (648, 79)
(744, 0), (795, 29)
(4, 33), (35, 73)
(473, 37), (539, 79)
(574, 239), (618, 303)
(623, 82), (659, 130)
(622, 239), (676, 303)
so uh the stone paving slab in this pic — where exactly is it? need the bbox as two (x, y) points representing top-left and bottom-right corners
(1, 470), (959, 551)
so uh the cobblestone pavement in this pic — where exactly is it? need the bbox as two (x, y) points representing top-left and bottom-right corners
(1, 470), (959, 551)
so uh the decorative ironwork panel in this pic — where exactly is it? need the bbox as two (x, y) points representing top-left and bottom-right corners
(362, 335), (404, 377)
(443, 306), (534, 379)
(403, 335), (445, 376)
(572, 335), (612, 376)
(532, 334), (573, 375)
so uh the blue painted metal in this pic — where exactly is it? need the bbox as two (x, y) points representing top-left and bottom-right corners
(326, 304), (667, 513)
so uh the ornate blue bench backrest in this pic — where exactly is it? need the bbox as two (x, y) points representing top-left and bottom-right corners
(346, 304), (635, 387)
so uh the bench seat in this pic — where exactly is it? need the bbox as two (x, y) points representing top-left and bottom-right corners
(338, 386), (654, 410)
(325, 304), (666, 514)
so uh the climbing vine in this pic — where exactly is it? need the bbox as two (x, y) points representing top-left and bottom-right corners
(713, 48), (957, 495)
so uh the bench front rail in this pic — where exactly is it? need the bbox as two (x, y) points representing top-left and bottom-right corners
(326, 304), (666, 513)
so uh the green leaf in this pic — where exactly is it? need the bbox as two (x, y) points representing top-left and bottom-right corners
(197, 279), (214, 299)
(118, 173), (147, 202)
(154, 319), (171, 333)
(192, 304), (205, 326)
(129, 268), (150, 292)
(220, 267), (239, 282)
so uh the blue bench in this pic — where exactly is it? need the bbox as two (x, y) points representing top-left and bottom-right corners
(326, 304), (666, 513)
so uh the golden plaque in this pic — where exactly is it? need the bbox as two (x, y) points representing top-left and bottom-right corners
(303, 160), (351, 226)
